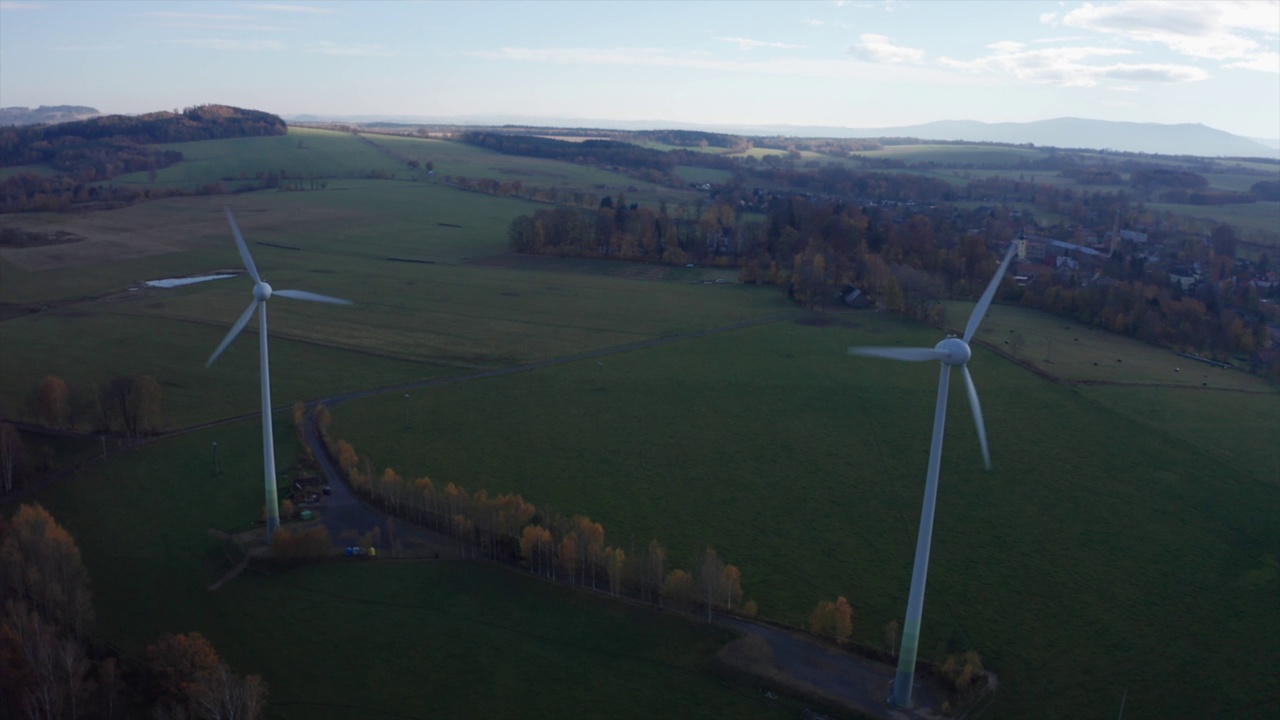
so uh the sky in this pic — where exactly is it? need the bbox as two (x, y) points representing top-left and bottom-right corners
(1, 0), (1278, 139)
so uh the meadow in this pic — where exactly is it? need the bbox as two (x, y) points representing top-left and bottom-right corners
(18, 420), (801, 720)
(5, 128), (1278, 719)
(326, 311), (1280, 719)
(1, 172), (788, 428)
(849, 144), (1049, 166)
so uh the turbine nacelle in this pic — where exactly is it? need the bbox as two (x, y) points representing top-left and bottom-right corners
(935, 337), (971, 366)
(253, 281), (273, 302)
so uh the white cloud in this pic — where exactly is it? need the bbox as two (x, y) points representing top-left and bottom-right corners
(718, 37), (804, 50)
(986, 40), (1025, 52)
(801, 17), (824, 27)
(238, 2), (337, 13)
(1039, 11), (1059, 26)
(1061, 1), (1279, 61)
(847, 33), (924, 64)
(155, 22), (287, 31)
(0, 1), (43, 9)
(939, 45), (1209, 86)
(1227, 51), (1280, 73)
(172, 38), (284, 51)
(136, 12), (252, 20)
(466, 46), (970, 85)
(307, 41), (391, 57)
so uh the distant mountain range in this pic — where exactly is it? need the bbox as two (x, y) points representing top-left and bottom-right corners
(0, 105), (100, 126)
(288, 113), (1279, 160)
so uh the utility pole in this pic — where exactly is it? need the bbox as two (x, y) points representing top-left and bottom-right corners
(403, 393), (410, 430)
(212, 441), (220, 475)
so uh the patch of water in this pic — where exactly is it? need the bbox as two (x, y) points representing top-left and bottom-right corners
(144, 273), (237, 288)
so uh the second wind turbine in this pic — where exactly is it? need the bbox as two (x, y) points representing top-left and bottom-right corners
(206, 208), (353, 540)
(848, 242), (1016, 709)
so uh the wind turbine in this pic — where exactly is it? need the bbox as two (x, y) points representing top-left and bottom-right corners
(848, 242), (1016, 709)
(206, 208), (353, 540)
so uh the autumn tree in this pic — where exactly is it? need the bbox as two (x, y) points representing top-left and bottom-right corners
(605, 547), (626, 596)
(719, 564), (743, 613)
(147, 631), (267, 719)
(697, 548), (726, 623)
(941, 650), (986, 694)
(558, 533), (579, 584)
(810, 600), (833, 637)
(646, 540), (666, 605)
(809, 596), (852, 644)
(662, 569), (693, 607)
(0, 422), (22, 495)
(0, 503), (94, 636)
(832, 596), (853, 644)
(147, 632), (222, 708)
(36, 376), (70, 428)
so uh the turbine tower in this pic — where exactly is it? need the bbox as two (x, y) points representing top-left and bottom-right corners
(206, 208), (353, 539)
(848, 243), (1016, 709)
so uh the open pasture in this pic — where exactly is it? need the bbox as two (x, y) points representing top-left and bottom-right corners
(361, 132), (700, 207)
(329, 310), (1280, 719)
(1145, 201), (1280, 235)
(944, 299), (1279, 485)
(0, 183), (789, 427)
(675, 165), (734, 185)
(12, 422), (797, 720)
(1203, 170), (1279, 192)
(114, 127), (409, 188)
(850, 144), (1047, 166)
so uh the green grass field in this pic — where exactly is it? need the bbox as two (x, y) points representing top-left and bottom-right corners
(1144, 201), (1280, 235)
(6, 129), (1279, 720)
(944, 300), (1280, 486)
(675, 165), (734, 185)
(327, 310), (1280, 719)
(0, 178), (788, 428)
(12, 421), (799, 720)
(850, 144), (1048, 166)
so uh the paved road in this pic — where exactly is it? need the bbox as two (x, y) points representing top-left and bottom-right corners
(718, 617), (946, 720)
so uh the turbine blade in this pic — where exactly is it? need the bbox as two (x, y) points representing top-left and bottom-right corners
(963, 242), (1018, 343)
(273, 289), (354, 305)
(225, 207), (261, 284)
(206, 300), (259, 367)
(848, 346), (948, 362)
(961, 366), (991, 470)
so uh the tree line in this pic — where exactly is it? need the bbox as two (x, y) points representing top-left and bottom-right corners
(312, 407), (755, 620)
(1, 375), (165, 498)
(1, 503), (268, 719)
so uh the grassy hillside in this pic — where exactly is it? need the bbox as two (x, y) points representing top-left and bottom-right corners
(328, 312), (1280, 719)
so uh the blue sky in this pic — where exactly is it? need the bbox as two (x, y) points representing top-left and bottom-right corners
(1, 0), (1277, 138)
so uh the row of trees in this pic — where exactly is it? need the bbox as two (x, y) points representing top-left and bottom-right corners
(1, 503), (267, 719)
(17, 374), (165, 436)
(315, 418), (755, 621)
(508, 177), (1275, 369)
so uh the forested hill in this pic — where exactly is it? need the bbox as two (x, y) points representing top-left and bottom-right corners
(0, 104), (287, 166)
(0, 105), (287, 213)
(0, 105), (100, 126)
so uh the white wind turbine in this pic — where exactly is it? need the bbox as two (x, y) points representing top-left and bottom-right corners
(848, 243), (1016, 709)
(206, 208), (353, 540)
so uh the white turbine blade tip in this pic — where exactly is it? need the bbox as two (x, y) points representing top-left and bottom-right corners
(225, 207), (262, 284)
(206, 300), (258, 367)
(273, 289), (354, 305)
(961, 366), (992, 470)
(963, 243), (1018, 343)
